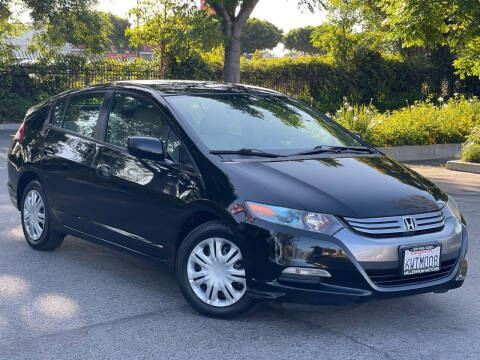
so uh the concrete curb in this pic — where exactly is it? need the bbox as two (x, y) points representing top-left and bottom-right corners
(376, 143), (462, 162)
(0, 123), (21, 131)
(446, 160), (480, 174)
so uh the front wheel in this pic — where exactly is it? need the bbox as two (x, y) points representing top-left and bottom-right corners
(176, 221), (255, 318)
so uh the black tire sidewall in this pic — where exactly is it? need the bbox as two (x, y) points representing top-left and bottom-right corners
(176, 221), (255, 318)
(20, 180), (54, 250)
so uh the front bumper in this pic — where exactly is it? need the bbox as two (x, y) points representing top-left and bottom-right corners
(236, 216), (468, 306)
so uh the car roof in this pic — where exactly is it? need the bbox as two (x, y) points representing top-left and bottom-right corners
(101, 80), (283, 96)
(40, 80), (285, 110)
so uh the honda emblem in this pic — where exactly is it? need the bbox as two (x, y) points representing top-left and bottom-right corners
(403, 217), (416, 231)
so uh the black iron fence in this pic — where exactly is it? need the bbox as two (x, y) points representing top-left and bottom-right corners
(2, 51), (480, 123)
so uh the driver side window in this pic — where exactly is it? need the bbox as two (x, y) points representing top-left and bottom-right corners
(106, 93), (169, 147)
(105, 93), (193, 169)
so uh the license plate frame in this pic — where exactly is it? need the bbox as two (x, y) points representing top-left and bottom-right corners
(401, 244), (441, 276)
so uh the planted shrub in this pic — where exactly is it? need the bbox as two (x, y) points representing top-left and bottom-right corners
(333, 96), (480, 147)
(460, 125), (480, 163)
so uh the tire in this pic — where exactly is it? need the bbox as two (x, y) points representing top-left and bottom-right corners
(20, 180), (64, 251)
(176, 220), (256, 318)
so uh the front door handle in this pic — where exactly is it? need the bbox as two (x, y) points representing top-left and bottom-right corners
(96, 164), (112, 178)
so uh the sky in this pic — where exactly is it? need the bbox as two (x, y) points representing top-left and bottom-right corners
(96, 0), (326, 33)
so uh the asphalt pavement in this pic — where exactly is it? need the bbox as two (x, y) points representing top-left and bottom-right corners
(0, 129), (479, 359)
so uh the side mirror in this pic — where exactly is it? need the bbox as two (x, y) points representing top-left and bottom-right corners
(353, 133), (362, 140)
(127, 136), (165, 161)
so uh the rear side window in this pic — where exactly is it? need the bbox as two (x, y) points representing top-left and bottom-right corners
(61, 93), (105, 138)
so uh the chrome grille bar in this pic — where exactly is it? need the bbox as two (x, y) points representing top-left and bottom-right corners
(343, 211), (445, 235)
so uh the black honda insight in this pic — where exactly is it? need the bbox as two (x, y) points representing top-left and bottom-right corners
(7, 80), (468, 317)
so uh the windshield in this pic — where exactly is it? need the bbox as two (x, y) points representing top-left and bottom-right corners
(167, 94), (362, 153)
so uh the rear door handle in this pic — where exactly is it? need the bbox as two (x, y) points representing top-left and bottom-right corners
(96, 164), (112, 178)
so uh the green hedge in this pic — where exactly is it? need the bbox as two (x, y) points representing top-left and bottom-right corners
(1, 51), (480, 126)
(242, 51), (476, 114)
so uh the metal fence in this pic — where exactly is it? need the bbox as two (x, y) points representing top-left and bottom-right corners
(2, 51), (480, 112)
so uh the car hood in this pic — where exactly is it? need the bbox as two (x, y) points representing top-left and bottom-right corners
(225, 155), (447, 218)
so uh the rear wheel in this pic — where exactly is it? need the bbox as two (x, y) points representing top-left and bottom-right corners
(21, 180), (64, 251)
(176, 221), (255, 318)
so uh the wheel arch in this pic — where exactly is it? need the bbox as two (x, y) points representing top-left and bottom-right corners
(16, 170), (41, 210)
(172, 201), (238, 267)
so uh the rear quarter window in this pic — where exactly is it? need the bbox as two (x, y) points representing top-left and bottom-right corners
(25, 105), (50, 131)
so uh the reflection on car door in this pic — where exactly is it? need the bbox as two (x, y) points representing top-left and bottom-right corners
(87, 92), (200, 260)
(42, 92), (108, 233)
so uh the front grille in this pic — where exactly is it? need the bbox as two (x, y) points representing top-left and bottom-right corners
(366, 259), (457, 287)
(343, 211), (445, 236)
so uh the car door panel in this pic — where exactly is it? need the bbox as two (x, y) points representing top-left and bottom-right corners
(88, 144), (201, 258)
(42, 129), (97, 232)
(86, 91), (201, 259)
(41, 92), (107, 233)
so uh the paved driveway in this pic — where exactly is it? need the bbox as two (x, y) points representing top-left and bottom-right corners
(0, 130), (478, 359)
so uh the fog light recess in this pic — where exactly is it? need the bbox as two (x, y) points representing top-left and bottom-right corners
(282, 267), (332, 277)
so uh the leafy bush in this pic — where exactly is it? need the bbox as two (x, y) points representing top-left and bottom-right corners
(2, 50), (480, 127)
(334, 96), (480, 147)
(240, 50), (470, 113)
(460, 125), (480, 163)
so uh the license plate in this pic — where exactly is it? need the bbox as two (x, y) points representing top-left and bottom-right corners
(403, 245), (441, 276)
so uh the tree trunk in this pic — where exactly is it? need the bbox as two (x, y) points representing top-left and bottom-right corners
(224, 37), (242, 83)
(208, 0), (259, 84)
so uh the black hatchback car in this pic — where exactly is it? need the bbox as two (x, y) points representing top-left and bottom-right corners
(8, 80), (468, 317)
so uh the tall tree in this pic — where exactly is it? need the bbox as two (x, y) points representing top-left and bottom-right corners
(0, 1), (24, 59)
(21, 0), (96, 22)
(109, 14), (132, 53)
(128, 0), (221, 78)
(304, 0), (388, 64)
(381, 0), (480, 78)
(30, 10), (113, 54)
(205, 0), (317, 83)
(283, 26), (321, 54)
(1, 0), (98, 57)
(204, 0), (259, 83)
(241, 18), (283, 53)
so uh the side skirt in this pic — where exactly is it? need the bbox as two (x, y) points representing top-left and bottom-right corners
(63, 225), (170, 267)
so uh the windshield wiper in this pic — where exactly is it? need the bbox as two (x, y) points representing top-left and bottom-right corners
(290, 145), (375, 156)
(210, 148), (283, 158)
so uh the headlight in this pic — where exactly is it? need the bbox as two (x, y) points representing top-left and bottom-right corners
(245, 201), (343, 235)
(445, 196), (465, 223)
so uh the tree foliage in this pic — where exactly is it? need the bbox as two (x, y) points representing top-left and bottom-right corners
(1, 0), (99, 58)
(380, 0), (480, 78)
(241, 18), (283, 53)
(21, 0), (96, 22)
(128, 0), (221, 78)
(283, 26), (321, 54)
(30, 11), (113, 54)
(109, 14), (132, 53)
(0, 1), (25, 60)
(308, 0), (388, 64)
